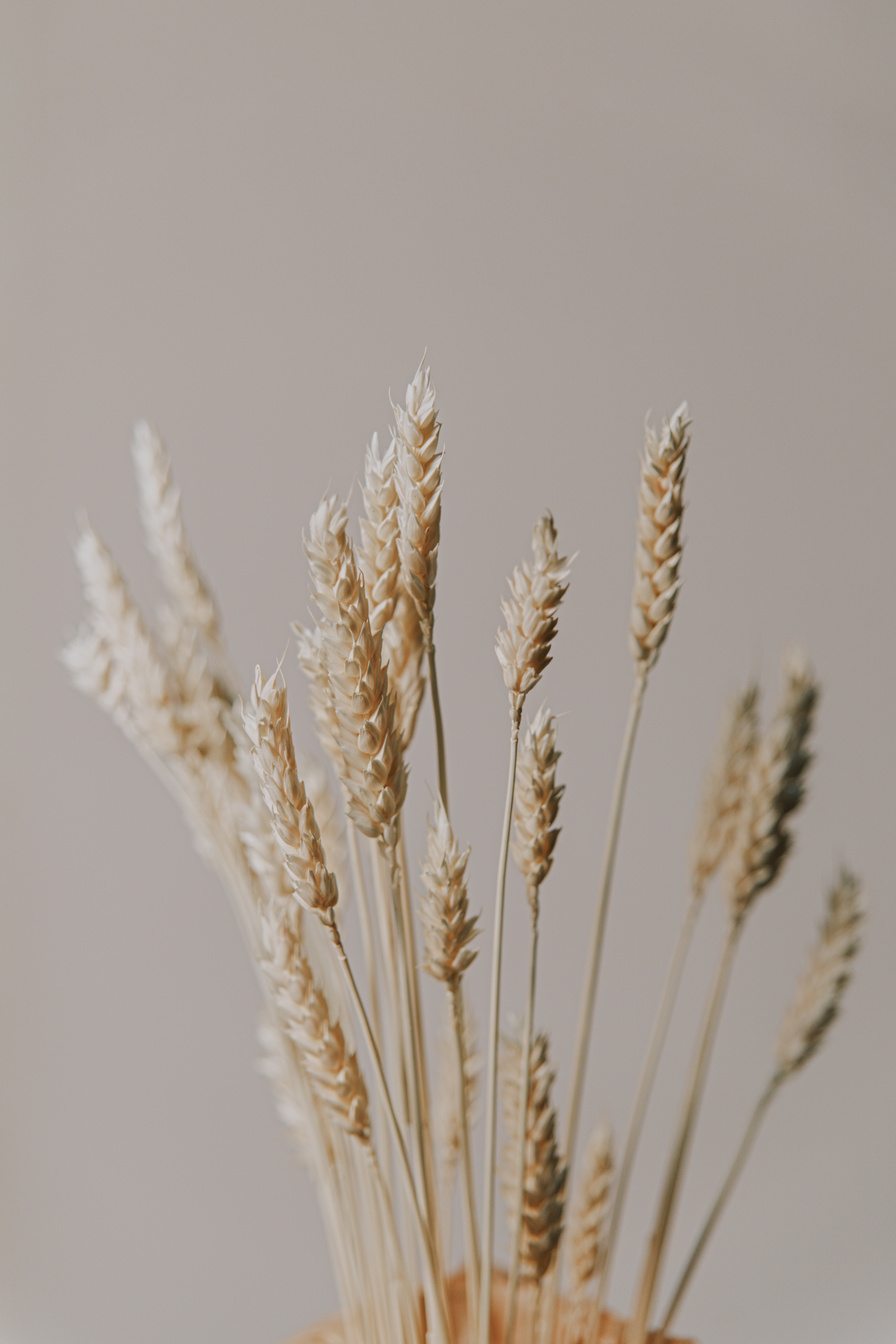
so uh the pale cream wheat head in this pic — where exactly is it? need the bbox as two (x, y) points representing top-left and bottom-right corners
(303, 494), (406, 840)
(496, 512), (572, 722)
(393, 358), (442, 647)
(511, 704), (565, 907)
(629, 403), (690, 671)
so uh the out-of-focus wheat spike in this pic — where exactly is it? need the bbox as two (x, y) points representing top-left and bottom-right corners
(628, 404), (690, 670)
(359, 432), (401, 638)
(243, 667), (339, 919)
(131, 421), (221, 646)
(495, 512), (572, 721)
(568, 1122), (614, 1302)
(67, 521), (186, 756)
(776, 869), (864, 1077)
(727, 653), (818, 922)
(257, 1013), (314, 1164)
(393, 359), (442, 645)
(690, 683), (760, 897)
(303, 495), (406, 840)
(419, 799), (479, 985)
(512, 704), (564, 904)
(295, 624), (343, 769)
(501, 1030), (567, 1284)
(262, 907), (370, 1142)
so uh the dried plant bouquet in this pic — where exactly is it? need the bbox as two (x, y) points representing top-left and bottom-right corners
(65, 362), (864, 1344)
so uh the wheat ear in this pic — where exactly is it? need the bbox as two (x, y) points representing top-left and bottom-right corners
(130, 421), (231, 661)
(690, 684), (760, 898)
(420, 799), (482, 1327)
(727, 652), (817, 921)
(629, 656), (820, 1344)
(359, 432), (401, 637)
(628, 404), (690, 670)
(505, 707), (563, 1344)
(304, 493), (407, 840)
(501, 1032), (568, 1286)
(479, 513), (571, 1344)
(392, 358), (451, 812)
(661, 870), (863, 1333)
(568, 1122), (614, 1344)
(595, 684), (759, 1323)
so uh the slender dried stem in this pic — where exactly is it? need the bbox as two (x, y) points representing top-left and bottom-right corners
(660, 1078), (778, 1335)
(451, 986), (481, 1330)
(429, 642), (450, 814)
(628, 917), (742, 1344)
(594, 889), (701, 1330)
(479, 711), (522, 1344)
(388, 828), (444, 1285)
(505, 904), (539, 1344)
(565, 667), (647, 1191)
(328, 913), (451, 1344)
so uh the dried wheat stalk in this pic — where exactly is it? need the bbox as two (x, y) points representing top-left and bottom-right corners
(596, 681), (760, 1323)
(420, 800), (482, 1325)
(660, 870), (864, 1334)
(629, 657), (821, 1344)
(504, 706), (564, 1343)
(480, 515), (571, 1344)
(560, 408), (690, 1300)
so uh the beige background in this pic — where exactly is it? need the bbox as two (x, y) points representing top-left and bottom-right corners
(2, 4), (895, 1342)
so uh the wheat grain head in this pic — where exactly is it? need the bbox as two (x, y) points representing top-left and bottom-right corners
(629, 404), (690, 671)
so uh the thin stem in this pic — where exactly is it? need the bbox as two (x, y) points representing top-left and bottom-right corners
(548, 669), (647, 1344)
(565, 668), (648, 1178)
(327, 914), (451, 1344)
(428, 641), (450, 815)
(628, 918), (743, 1344)
(505, 899), (540, 1344)
(478, 711), (523, 1344)
(593, 889), (703, 1334)
(348, 820), (382, 1050)
(660, 1076), (780, 1336)
(451, 985), (481, 1332)
(388, 830), (444, 1286)
(398, 826), (439, 1248)
(367, 1144), (423, 1344)
(371, 843), (411, 1124)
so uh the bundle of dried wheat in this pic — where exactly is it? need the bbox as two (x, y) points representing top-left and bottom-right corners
(66, 363), (864, 1344)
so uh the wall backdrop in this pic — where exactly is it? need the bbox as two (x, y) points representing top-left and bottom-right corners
(2, 5), (895, 1343)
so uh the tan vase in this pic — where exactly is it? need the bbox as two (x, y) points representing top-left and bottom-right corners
(286, 1271), (695, 1344)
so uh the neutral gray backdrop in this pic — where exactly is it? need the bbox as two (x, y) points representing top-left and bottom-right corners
(2, 4), (895, 1343)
